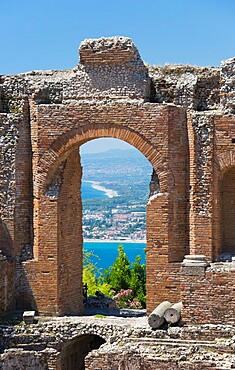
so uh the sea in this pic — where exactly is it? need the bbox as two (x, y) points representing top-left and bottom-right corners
(82, 180), (146, 269)
(81, 181), (109, 200)
(84, 241), (146, 271)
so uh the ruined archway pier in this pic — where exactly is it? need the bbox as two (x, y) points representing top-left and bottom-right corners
(0, 37), (234, 326)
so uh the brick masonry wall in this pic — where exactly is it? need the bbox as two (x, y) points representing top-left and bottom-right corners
(0, 100), (32, 259)
(213, 115), (235, 259)
(181, 264), (235, 324)
(0, 257), (15, 312)
(0, 36), (234, 323)
(221, 167), (235, 253)
(0, 113), (20, 257)
(58, 149), (83, 315)
(27, 101), (188, 315)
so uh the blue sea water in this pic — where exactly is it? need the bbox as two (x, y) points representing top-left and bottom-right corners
(84, 241), (146, 270)
(81, 181), (109, 200)
(82, 181), (146, 270)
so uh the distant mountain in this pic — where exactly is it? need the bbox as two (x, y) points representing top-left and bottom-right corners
(82, 148), (146, 159)
(81, 148), (152, 202)
(81, 148), (152, 183)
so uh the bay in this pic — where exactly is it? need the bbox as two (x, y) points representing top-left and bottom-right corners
(84, 241), (146, 271)
(81, 181), (109, 200)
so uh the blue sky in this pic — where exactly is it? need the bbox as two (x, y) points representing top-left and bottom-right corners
(1, 0), (234, 74)
(1, 0), (234, 153)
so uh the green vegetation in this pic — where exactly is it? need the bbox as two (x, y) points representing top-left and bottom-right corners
(83, 245), (146, 308)
(82, 149), (148, 306)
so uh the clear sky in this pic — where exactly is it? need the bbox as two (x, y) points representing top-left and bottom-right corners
(1, 0), (234, 75)
(1, 0), (234, 152)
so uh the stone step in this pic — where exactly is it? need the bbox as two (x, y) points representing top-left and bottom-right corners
(11, 342), (47, 351)
(126, 337), (217, 348)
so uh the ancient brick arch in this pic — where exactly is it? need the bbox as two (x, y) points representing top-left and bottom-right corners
(216, 149), (235, 177)
(60, 333), (105, 370)
(0, 35), (234, 325)
(213, 150), (235, 259)
(27, 101), (188, 315)
(38, 123), (174, 195)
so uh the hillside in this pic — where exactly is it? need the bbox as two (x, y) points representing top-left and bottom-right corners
(81, 148), (153, 240)
(81, 148), (152, 201)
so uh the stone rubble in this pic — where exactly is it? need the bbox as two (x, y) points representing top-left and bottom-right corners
(0, 316), (234, 369)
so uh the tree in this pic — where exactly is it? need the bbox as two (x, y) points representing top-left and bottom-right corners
(83, 249), (112, 297)
(83, 245), (146, 308)
(103, 245), (146, 308)
(129, 255), (146, 307)
(103, 245), (131, 292)
(83, 249), (100, 296)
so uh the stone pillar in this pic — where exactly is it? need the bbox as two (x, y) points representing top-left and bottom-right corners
(187, 112), (215, 261)
(180, 255), (209, 324)
(181, 254), (209, 272)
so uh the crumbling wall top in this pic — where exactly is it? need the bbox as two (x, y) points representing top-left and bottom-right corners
(220, 57), (235, 113)
(79, 36), (142, 66)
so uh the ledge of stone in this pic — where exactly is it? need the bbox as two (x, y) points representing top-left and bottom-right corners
(181, 255), (209, 275)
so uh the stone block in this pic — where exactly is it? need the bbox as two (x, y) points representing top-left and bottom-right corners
(23, 311), (35, 324)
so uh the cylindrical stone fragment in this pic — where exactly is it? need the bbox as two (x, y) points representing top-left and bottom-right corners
(148, 301), (172, 329)
(164, 302), (182, 324)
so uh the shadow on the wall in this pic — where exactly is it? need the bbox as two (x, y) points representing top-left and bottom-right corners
(61, 334), (105, 370)
(0, 220), (13, 257)
(15, 261), (38, 313)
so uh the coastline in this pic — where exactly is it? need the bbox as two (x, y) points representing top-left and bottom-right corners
(84, 180), (119, 198)
(83, 238), (146, 244)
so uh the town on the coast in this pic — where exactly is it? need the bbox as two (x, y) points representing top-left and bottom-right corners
(83, 203), (146, 241)
(81, 148), (152, 242)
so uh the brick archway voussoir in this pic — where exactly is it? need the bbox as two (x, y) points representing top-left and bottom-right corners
(38, 124), (173, 194)
(217, 150), (235, 177)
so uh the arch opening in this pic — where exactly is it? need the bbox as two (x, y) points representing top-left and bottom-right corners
(31, 122), (187, 315)
(220, 166), (235, 260)
(38, 124), (173, 197)
(60, 334), (105, 370)
(81, 138), (153, 310)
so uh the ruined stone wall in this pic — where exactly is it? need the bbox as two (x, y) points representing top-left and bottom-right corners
(181, 263), (235, 325)
(220, 57), (235, 113)
(0, 257), (15, 312)
(187, 112), (215, 260)
(85, 349), (225, 370)
(1, 316), (234, 369)
(221, 167), (235, 253)
(148, 64), (220, 111)
(23, 100), (188, 314)
(0, 36), (234, 322)
(213, 115), (235, 259)
(0, 350), (49, 370)
(58, 149), (83, 315)
(0, 113), (19, 257)
(0, 100), (32, 260)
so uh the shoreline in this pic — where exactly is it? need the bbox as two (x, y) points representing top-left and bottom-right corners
(83, 238), (146, 244)
(84, 180), (119, 198)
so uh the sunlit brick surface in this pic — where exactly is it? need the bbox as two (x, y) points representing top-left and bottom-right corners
(0, 37), (234, 322)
